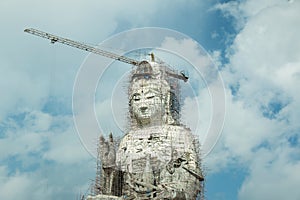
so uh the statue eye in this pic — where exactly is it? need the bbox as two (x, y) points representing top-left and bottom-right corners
(133, 95), (140, 101)
(147, 95), (155, 99)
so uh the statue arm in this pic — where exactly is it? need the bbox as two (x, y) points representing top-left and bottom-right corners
(157, 131), (203, 199)
(161, 156), (203, 199)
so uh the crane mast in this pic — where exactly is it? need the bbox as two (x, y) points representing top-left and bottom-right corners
(24, 28), (139, 66)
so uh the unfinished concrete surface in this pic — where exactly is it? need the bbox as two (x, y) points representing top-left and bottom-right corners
(88, 57), (204, 200)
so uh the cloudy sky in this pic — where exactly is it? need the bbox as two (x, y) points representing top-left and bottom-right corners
(1, 0), (300, 199)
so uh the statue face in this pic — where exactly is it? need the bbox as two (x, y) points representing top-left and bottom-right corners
(130, 79), (165, 125)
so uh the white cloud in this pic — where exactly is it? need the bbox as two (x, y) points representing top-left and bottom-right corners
(0, 112), (48, 158)
(213, 0), (288, 30)
(238, 147), (300, 200)
(0, 109), (94, 199)
(181, 87), (212, 144)
(210, 0), (300, 199)
(43, 122), (91, 164)
(160, 37), (214, 81)
(0, 173), (38, 199)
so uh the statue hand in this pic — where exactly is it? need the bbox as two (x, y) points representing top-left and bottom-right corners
(99, 132), (116, 169)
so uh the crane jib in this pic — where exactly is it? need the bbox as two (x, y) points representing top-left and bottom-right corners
(24, 28), (188, 82)
(24, 28), (139, 66)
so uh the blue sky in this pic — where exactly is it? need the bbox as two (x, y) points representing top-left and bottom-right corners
(1, 0), (300, 199)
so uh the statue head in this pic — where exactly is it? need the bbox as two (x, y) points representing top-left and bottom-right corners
(128, 60), (180, 127)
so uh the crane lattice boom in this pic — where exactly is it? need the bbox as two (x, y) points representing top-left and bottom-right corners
(24, 28), (188, 82)
(24, 28), (139, 66)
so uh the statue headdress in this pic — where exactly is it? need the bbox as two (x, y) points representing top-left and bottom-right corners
(128, 55), (182, 127)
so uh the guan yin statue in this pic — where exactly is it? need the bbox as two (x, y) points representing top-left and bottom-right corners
(89, 56), (204, 200)
(23, 28), (204, 200)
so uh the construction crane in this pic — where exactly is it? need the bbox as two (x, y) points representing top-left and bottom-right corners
(24, 28), (188, 82)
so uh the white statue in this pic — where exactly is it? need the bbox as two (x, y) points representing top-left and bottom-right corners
(93, 60), (203, 200)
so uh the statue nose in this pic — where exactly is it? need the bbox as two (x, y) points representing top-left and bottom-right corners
(140, 106), (148, 112)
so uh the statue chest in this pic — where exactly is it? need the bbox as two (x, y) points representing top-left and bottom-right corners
(117, 130), (177, 173)
(117, 126), (190, 173)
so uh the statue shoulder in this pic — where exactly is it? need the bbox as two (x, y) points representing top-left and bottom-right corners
(165, 125), (198, 146)
(119, 132), (131, 144)
(118, 131), (137, 149)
